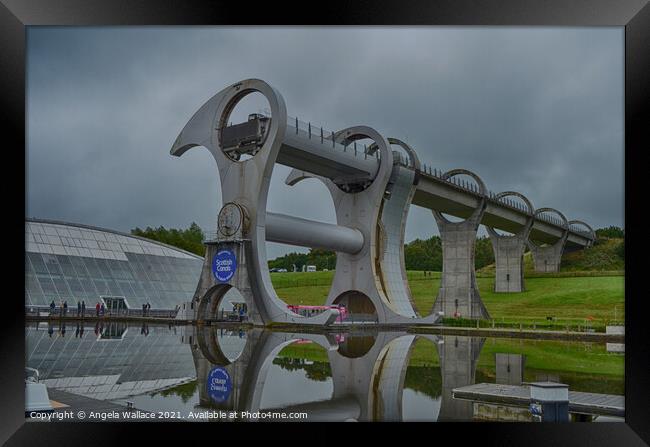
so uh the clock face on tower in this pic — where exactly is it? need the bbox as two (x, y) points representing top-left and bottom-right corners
(218, 202), (244, 237)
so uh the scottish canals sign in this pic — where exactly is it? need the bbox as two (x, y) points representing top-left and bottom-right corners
(207, 367), (232, 403)
(212, 250), (237, 283)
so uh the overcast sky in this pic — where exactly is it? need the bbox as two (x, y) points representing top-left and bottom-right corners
(27, 27), (624, 259)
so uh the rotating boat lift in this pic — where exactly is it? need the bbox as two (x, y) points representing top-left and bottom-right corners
(170, 78), (595, 326)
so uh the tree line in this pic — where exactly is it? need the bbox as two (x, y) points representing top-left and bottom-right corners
(131, 223), (206, 257)
(130, 223), (624, 271)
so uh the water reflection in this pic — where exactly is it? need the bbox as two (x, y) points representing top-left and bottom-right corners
(25, 323), (623, 422)
(191, 328), (487, 421)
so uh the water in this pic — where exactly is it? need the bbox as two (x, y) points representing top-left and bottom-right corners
(26, 322), (624, 422)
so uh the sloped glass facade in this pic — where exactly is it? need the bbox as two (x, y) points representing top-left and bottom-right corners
(25, 219), (203, 310)
(26, 322), (196, 400)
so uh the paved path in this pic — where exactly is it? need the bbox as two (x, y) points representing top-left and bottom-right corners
(453, 383), (624, 417)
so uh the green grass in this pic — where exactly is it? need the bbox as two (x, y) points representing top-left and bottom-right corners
(276, 336), (623, 380)
(270, 271), (625, 330)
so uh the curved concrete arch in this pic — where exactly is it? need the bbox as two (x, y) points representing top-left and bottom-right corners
(195, 324), (249, 366)
(485, 191), (535, 293)
(485, 190), (535, 240)
(433, 168), (487, 225)
(527, 207), (570, 273)
(528, 207), (569, 248)
(378, 137), (421, 316)
(369, 137), (421, 170)
(336, 332), (378, 358)
(324, 126), (414, 320)
(534, 207), (569, 225)
(367, 334), (417, 421)
(497, 191), (534, 214)
(328, 331), (413, 421)
(431, 168), (490, 319)
(241, 331), (339, 416)
(569, 220), (596, 246)
(196, 283), (232, 323)
(284, 131), (438, 323)
(170, 79), (338, 326)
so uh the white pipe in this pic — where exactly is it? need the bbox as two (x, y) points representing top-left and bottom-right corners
(266, 212), (364, 254)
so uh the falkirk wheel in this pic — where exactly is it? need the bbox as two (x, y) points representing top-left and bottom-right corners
(170, 79), (440, 326)
(170, 78), (595, 326)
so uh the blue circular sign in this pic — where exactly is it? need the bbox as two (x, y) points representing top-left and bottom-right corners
(212, 250), (237, 283)
(207, 367), (232, 403)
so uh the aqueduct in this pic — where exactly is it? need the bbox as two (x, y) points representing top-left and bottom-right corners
(171, 78), (595, 326)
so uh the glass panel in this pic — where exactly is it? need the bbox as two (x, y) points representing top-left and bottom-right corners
(28, 253), (49, 274)
(70, 257), (90, 277)
(83, 258), (102, 279)
(26, 274), (43, 295)
(117, 280), (134, 297)
(94, 259), (113, 280)
(79, 278), (97, 296)
(52, 277), (71, 297)
(37, 274), (58, 295)
(93, 279), (109, 295)
(66, 278), (85, 295)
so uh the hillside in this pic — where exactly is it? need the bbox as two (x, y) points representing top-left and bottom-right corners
(478, 237), (624, 275)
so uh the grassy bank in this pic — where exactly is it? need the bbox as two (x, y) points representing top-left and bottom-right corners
(277, 336), (624, 379)
(270, 271), (624, 331)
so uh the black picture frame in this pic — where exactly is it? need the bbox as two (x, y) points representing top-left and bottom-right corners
(2, 0), (648, 444)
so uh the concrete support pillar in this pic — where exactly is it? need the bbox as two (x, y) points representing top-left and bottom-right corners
(527, 208), (569, 273)
(432, 169), (490, 320)
(436, 335), (485, 421)
(486, 192), (534, 293)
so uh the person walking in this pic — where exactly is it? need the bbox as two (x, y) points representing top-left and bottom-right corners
(81, 300), (86, 317)
(63, 300), (68, 317)
(95, 302), (100, 317)
(49, 300), (55, 315)
(100, 302), (105, 316)
(59, 300), (64, 317)
(77, 301), (81, 317)
(142, 303), (146, 317)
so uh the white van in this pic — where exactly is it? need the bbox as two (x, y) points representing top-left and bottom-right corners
(306, 265), (317, 272)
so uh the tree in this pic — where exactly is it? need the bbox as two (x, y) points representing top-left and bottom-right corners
(595, 226), (624, 239)
(131, 222), (206, 256)
(474, 236), (495, 270)
(268, 248), (336, 271)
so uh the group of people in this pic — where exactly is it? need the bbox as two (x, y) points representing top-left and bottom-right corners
(49, 299), (107, 317)
(47, 322), (85, 338)
(49, 299), (75, 316)
(48, 299), (155, 318)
